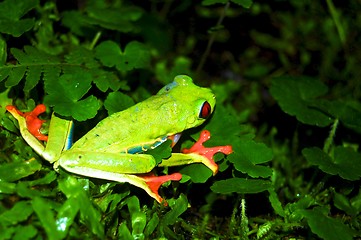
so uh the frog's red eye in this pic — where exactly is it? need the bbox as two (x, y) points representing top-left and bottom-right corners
(199, 101), (212, 119)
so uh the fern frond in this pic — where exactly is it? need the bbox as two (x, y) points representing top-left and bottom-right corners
(43, 66), (61, 92)
(65, 47), (123, 92)
(1, 45), (125, 120)
(1, 65), (26, 87)
(0, 46), (61, 91)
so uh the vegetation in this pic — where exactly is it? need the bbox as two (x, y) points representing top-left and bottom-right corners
(0, 0), (360, 239)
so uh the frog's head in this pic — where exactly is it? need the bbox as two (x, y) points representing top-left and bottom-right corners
(158, 75), (216, 131)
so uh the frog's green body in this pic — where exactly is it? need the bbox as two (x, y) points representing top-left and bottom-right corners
(7, 75), (231, 203)
(72, 76), (215, 153)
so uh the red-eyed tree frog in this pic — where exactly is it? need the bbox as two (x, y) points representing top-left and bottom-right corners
(6, 75), (232, 204)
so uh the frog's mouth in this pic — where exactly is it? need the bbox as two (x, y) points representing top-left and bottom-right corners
(168, 133), (182, 147)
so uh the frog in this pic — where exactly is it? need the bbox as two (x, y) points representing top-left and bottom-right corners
(6, 75), (232, 203)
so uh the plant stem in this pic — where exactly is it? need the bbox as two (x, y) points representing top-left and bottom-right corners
(323, 118), (339, 154)
(325, 0), (346, 45)
(89, 31), (102, 50)
(240, 198), (249, 239)
(196, 1), (230, 76)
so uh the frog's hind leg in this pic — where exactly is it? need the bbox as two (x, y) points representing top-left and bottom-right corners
(58, 151), (182, 204)
(60, 164), (182, 204)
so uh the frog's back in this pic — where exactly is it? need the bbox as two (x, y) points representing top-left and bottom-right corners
(70, 94), (184, 153)
(70, 75), (215, 153)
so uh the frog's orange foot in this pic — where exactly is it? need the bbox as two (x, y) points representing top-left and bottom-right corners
(182, 130), (233, 175)
(6, 104), (48, 141)
(141, 172), (182, 205)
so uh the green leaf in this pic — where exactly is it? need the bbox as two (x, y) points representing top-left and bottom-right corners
(147, 140), (172, 165)
(62, 4), (143, 35)
(95, 40), (151, 73)
(200, 103), (255, 158)
(44, 73), (100, 121)
(268, 189), (285, 217)
(60, 74), (91, 101)
(351, 189), (361, 213)
(92, 70), (123, 92)
(231, 0), (253, 8)
(0, 181), (16, 194)
(144, 213), (159, 237)
(229, 140), (273, 178)
(312, 99), (361, 133)
(104, 91), (135, 116)
(0, 66), (11, 82)
(333, 191), (356, 216)
(12, 225), (38, 240)
(17, 181), (55, 198)
(302, 146), (361, 181)
(0, 35), (7, 65)
(132, 213), (146, 234)
(86, 5), (143, 32)
(55, 197), (80, 237)
(162, 194), (188, 226)
(180, 164), (213, 183)
(125, 196), (146, 239)
(0, 0), (38, 21)
(97, 191), (129, 212)
(0, 201), (33, 227)
(0, 0), (38, 37)
(61, 11), (96, 36)
(0, 88), (11, 117)
(58, 175), (104, 238)
(300, 206), (355, 240)
(118, 222), (133, 239)
(94, 41), (121, 67)
(0, 158), (42, 182)
(32, 197), (62, 240)
(27, 171), (57, 186)
(270, 76), (333, 127)
(202, 0), (253, 8)
(211, 178), (272, 194)
(202, 0), (228, 5)
(285, 195), (316, 222)
(235, 140), (273, 165)
(0, 227), (16, 239)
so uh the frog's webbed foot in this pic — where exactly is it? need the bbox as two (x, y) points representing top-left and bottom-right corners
(139, 172), (182, 204)
(181, 130), (233, 175)
(6, 104), (48, 141)
(140, 130), (232, 203)
(159, 130), (233, 175)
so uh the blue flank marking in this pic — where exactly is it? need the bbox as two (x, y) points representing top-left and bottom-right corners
(127, 136), (168, 154)
(127, 146), (143, 154)
(64, 122), (74, 150)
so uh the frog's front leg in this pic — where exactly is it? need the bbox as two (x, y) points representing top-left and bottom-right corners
(160, 130), (233, 174)
(57, 151), (181, 203)
(6, 105), (73, 163)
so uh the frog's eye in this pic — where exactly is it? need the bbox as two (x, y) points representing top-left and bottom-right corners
(199, 101), (212, 119)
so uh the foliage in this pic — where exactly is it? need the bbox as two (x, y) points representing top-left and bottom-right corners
(0, 0), (360, 239)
